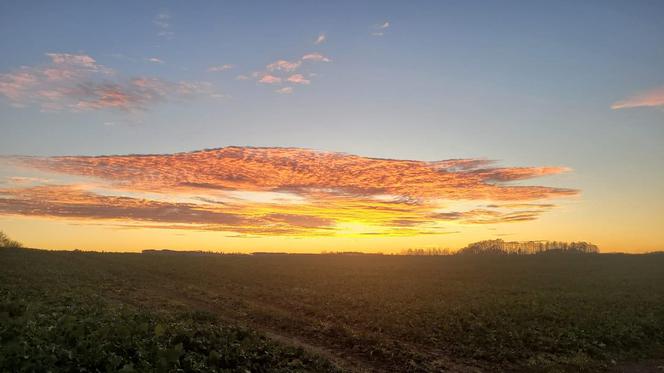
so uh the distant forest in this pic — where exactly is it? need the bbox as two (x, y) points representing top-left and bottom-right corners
(402, 239), (599, 256)
(456, 239), (599, 255)
(141, 240), (599, 256)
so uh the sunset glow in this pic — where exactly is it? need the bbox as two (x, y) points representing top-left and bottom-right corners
(0, 147), (575, 237)
(1, 1), (662, 253)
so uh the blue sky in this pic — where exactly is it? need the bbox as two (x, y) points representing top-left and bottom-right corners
(1, 1), (663, 158)
(0, 1), (663, 251)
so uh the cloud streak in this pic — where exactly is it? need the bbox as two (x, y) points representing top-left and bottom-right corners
(208, 64), (234, 72)
(0, 147), (577, 236)
(275, 87), (294, 94)
(154, 10), (173, 38)
(611, 86), (664, 110)
(301, 53), (331, 63)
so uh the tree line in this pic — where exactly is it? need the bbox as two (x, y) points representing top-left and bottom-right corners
(456, 239), (599, 255)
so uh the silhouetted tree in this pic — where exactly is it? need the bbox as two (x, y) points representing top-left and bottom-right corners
(0, 231), (23, 249)
(400, 248), (452, 256)
(457, 239), (598, 255)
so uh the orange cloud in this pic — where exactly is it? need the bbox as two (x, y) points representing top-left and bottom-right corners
(0, 147), (577, 237)
(611, 86), (664, 109)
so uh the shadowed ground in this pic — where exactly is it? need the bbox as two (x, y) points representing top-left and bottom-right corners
(1, 248), (663, 372)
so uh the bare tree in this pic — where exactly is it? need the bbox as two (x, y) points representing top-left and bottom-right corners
(0, 231), (23, 249)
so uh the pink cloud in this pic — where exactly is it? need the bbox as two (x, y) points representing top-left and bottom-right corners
(0, 53), (217, 112)
(258, 74), (282, 84)
(46, 53), (99, 69)
(72, 85), (134, 111)
(243, 52), (330, 93)
(611, 87), (664, 110)
(287, 74), (310, 85)
(42, 68), (78, 81)
(0, 71), (38, 101)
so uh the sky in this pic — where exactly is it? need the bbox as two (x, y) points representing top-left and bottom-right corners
(0, 0), (663, 253)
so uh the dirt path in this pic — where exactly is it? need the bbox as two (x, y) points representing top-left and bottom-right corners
(109, 281), (377, 372)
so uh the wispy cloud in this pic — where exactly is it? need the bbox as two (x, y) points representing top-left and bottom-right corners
(371, 20), (390, 36)
(302, 53), (331, 63)
(237, 50), (332, 94)
(154, 10), (173, 38)
(0, 53), (215, 112)
(147, 57), (164, 64)
(46, 53), (105, 70)
(275, 87), (294, 94)
(266, 59), (301, 72)
(207, 64), (234, 72)
(611, 86), (664, 110)
(0, 147), (577, 236)
(314, 33), (326, 45)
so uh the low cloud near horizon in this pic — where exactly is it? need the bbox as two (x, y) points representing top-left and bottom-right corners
(0, 147), (577, 237)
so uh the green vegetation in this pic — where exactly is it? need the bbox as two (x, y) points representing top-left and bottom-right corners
(1, 247), (663, 372)
(0, 292), (335, 372)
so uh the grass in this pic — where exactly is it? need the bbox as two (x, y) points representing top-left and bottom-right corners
(1, 248), (664, 372)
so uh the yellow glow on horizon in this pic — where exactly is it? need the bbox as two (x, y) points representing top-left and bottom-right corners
(1, 147), (661, 253)
(3, 213), (661, 254)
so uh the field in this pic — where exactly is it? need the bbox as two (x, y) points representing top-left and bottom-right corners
(1, 248), (664, 372)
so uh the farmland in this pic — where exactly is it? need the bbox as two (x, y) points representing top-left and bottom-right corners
(1, 248), (664, 372)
